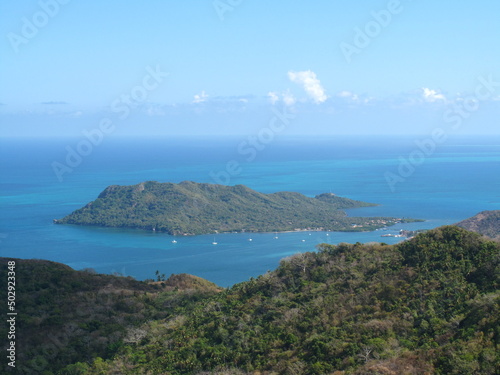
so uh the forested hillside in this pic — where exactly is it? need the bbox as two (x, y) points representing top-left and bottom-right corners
(456, 210), (500, 240)
(58, 226), (499, 374)
(0, 259), (220, 374)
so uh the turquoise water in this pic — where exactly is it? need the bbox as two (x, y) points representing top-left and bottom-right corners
(1, 136), (499, 286)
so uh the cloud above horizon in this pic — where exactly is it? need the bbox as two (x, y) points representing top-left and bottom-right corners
(338, 91), (359, 101)
(267, 91), (279, 105)
(282, 91), (296, 106)
(422, 88), (446, 102)
(288, 70), (328, 104)
(267, 91), (296, 106)
(193, 91), (209, 104)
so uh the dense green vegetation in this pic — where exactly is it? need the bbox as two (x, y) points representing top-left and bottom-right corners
(55, 181), (417, 235)
(456, 210), (500, 240)
(0, 260), (220, 374)
(66, 226), (499, 375)
(7, 226), (496, 374)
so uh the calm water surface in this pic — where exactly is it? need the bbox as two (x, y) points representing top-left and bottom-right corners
(1, 136), (499, 286)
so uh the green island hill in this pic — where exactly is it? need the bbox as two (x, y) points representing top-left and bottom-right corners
(456, 210), (500, 241)
(54, 181), (419, 235)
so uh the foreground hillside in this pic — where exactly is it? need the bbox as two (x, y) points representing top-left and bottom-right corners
(456, 210), (500, 240)
(55, 181), (416, 235)
(62, 226), (499, 374)
(0, 259), (221, 374)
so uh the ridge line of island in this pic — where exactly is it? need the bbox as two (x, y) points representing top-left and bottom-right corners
(54, 181), (423, 236)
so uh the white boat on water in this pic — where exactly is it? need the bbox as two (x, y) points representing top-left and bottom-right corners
(171, 240), (177, 243)
(212, 237), (218, 245)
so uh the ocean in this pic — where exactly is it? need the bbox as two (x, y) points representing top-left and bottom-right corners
(1, 135), (499, 287)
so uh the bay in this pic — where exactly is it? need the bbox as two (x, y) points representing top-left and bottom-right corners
(1, 135), (499, 286)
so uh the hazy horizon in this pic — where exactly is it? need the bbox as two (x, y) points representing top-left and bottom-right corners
(1, 1), (499, 138)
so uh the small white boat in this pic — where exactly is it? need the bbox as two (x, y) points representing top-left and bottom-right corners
(212, 237), (218, 245)
(301, 239), (306, 242)
(171, 240), (177, 243)
(274, 232), (279, 239)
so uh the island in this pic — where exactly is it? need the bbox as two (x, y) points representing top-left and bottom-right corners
(456, 210), (500, 241)
(55, 181), (419, 235)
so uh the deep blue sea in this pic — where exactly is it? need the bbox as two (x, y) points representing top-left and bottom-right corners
(1, 135), (499, 286)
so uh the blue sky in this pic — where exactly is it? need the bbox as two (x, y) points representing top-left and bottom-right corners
(1, 0), (499, 136)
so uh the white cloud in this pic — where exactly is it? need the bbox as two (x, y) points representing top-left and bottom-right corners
(267, 91), (279, 105)
(422, 88), (446, 102)
(288, 70), (328, 103)
(282, 91), (296, 106)
(338, 91), (359, 101)
(193, 91), (208, 103)
(267, 91), (295, 106)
